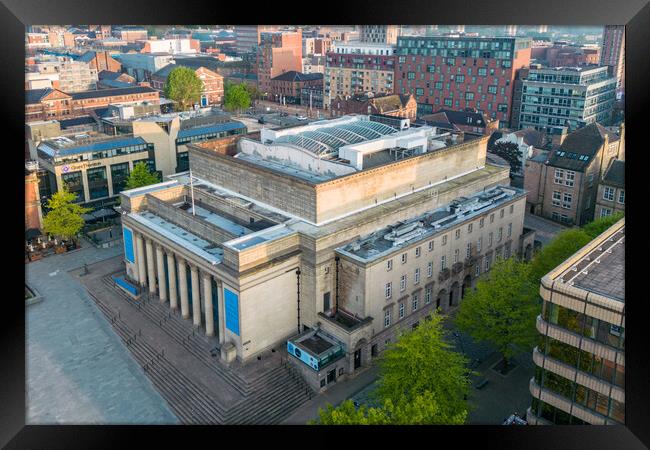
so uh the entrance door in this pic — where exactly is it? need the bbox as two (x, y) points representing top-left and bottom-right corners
(354, 349), (362, 370)
(327, 368), (336, 384)
(201, 95), (208, 107)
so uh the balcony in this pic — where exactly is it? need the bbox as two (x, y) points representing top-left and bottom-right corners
(438, 268), (451, 283)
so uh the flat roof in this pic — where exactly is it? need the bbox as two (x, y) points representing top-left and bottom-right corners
(557, 225), (625, 302)
(234, 153), (334, 183)
(176, 202), (252, 237)
(38, 135), (148, 157)
(337, 186), (525, 263)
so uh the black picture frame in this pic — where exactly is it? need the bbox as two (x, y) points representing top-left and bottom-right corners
(3, 0), (647, 448)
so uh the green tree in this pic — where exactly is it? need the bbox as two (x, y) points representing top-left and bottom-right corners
(491, 141), (523, 175)
(312, 313), (472, 425)
(163, 66), (203, 111)
(42, 188), (91, 242)
(125, 162), (161, 190)
(223, 81), (251, 113)
(455, 256), (539, 369)
(582, 211), (624, 238)
(528, 228), (592, 282)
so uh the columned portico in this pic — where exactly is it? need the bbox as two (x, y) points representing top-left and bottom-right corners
(167, 252), (178, 310)
(217, 280), (225, 344)
(156, 245), (167, 303)
(135, 232), (146, 286)
(177, 258), (190, 319)
(202, 272), (215, 337)
(145, 239), (156, 294)
(190, 265), (201, 327)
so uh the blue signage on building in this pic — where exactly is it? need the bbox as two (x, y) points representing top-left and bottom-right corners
(123, 226), (135, 263)
(287, 342), (319, 371)
(224, 288), (240, 336)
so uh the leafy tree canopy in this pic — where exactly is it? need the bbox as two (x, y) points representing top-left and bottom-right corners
(491, 141), (523, 175)
(223, 82), (251, 113)
(125, 162), (161, 190)
(582, 211), (624, 238)
(163, 66), (203, 111)
(455, 257), (539, 364)
(42, 188), (91, 241)
(312, 313), (472, 425)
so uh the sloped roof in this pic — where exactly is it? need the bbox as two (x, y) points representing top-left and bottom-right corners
(602, 159), (624, 188)
(513, 128), (546, 147)
(271, 71), (323, 82)
(549, 123), (618, 171)
(427, 109), (489, 128)
(26, 88), (52, 105)
(77, 51), (96, 63)
(69, 86), (156, 100)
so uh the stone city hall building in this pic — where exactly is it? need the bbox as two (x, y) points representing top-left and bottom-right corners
(118, 114), (534, 391)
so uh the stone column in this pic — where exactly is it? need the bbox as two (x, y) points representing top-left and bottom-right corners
(145, 239), (156, 294)
(167, 253), (178, 310)
(156, 245), (167, 303)
(135, 232), (146, 287)
(177, 258), (190, 319)
(217, 280), (226, 344)
(203, 273), (214, 337)
(190, 265), (201, 327)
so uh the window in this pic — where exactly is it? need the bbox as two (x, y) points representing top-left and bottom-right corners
(600, 207), (612, 218)
(454, 248), (460, 263)
(477, 237), (482, 252)
(387, 259), (393, 271)
(485, 256), (491, 271)
(509, 204), (514, 214)
(500, 209), (504, 218)
(603, 186), (615, 201)
(490, 213), (494, 224)
(552, 190), (562, 207)
(475, 263), (480, 276)
(399, 302), (405, 319)
(468, 223), (473, 233)
(385, 282), (392, 299)
(401, 253), (408, 264)
(427, 262), (433, 277)
(488, 232), (493, 247)
(412, 294), (418, 311)
(400, 275), (407, 291)
(384, 309), (391, 327)
(414, 268), (420, 284)
(554, 169), (565, 184)
(618, 190), (625, 204)
(425, 288), (432, 304)
(441, 255), (446, 271)
(455, 229), (461, 239)
(562, 192), (573, 209)
(415, 246), (421, 257)
(428, 240), (434, 251)
(508, 223), (512, 237)
(498, 227), (503, 242)
(479, 217), (484, 228)
(466, 243), (472, 258)
(565, 170), (575, 187)
(442, 235), (448, 245)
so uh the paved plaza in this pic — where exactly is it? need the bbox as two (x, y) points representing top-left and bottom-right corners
(524, 212), (568, 246)
(25, 238), (178, 424)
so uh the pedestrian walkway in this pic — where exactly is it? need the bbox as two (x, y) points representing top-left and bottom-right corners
(281, 366), (380, 425)
(25, 238), (178, 424)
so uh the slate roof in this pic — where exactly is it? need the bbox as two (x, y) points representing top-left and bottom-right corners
(602, 159), (625, 188)
(69, 86), (157, 100)
(512, 128), (546, 147)
(271, 71), (323, 82)
(26, 88), (53, 105)
(549, 123), (618, 172)
(424, 109), (489, 128)
(77, 51), (96, 63)
(98, 70), (123, 80)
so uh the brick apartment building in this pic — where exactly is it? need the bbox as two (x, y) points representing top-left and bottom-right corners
(25, 86), (160, 122)
(269, 71), (323, 104)
(324, 42), (396, 107)
(77, 50), (122, 73)
(531, 42), (600, 67)
(257, 30), (303, 98)
(395, 36), (531, 125)
(523, 123), (624, 226)
(330, 93), (416, 121)
(420, 108), (499, 136)
(151, 64), (224, 106)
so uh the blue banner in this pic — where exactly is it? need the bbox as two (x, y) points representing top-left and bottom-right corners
(224, 288), (240, 336)
(123, 226), (135, 263)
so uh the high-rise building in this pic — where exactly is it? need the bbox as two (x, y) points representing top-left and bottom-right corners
(324, 42), (396, 106)
(600, 25), (625, 92)
(506, 25), (517, 36)
(517, 66), (617, 135)
(528, 218), (625, 425)
(538, 25), (549, 34)
(234, 25), (278, 55)
(360, 25), (400, 45)
(257, 30), (303, 97)
(57, 60), (98, 92)
(395, 36), (531, 125)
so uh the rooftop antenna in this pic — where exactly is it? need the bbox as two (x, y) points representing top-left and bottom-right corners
(189, 168), (196, 216)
